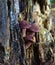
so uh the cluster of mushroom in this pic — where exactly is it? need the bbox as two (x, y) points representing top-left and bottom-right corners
(19, 20), (40, 49)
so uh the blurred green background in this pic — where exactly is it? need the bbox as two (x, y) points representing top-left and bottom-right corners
(50, 0), (55, 3)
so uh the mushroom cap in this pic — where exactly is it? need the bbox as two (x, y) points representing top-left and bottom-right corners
(19, 20), (31, 29)
(25, 42), (32, 49)
(28, 23), (40, 32)
(26, 35), (35, 43)
(25, 34), (35, 49)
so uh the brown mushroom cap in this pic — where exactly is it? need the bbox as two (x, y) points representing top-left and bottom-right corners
(28, 23), (40, 32)
(19, 20), (31, 29)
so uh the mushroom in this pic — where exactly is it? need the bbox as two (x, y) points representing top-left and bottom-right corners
(25, 23), (40, 49)
(19, 20), (31, 38)
(28, 23), (40, 32)
(25, 34), (35, 49)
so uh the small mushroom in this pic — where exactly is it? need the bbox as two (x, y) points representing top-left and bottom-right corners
(26, 35), (35, 43)
(19, 20), (31, 37)
(28, 23), (40, 32)
(25, 42), (32, 49)
(25, 34), (36, 49)
(19, 20), (31, 29)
